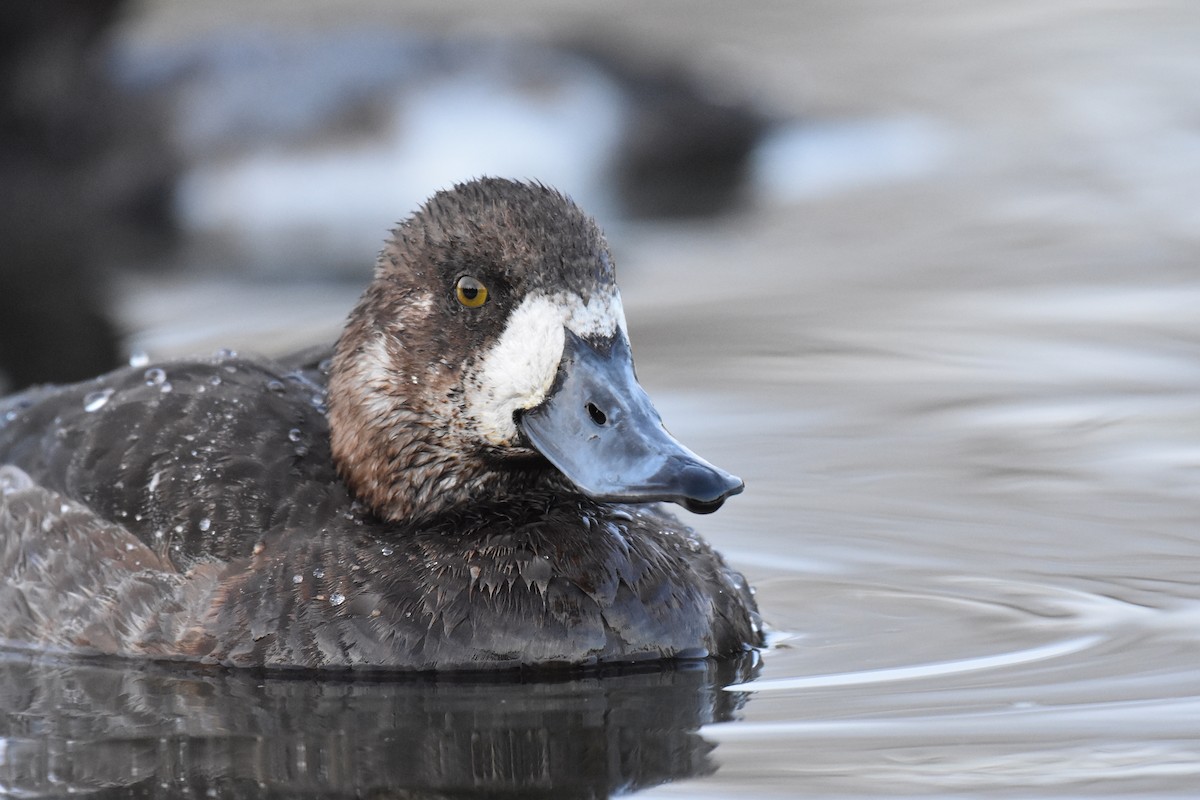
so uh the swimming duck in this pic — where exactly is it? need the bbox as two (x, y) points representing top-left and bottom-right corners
(0, 178), (760, 671)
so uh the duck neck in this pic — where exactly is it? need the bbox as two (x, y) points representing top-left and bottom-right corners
(326, 302), (550, 524)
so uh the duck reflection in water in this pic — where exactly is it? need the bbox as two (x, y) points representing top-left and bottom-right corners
(0, 652), (759, 798)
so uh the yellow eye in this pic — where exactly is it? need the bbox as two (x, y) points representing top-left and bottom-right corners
(455, 276), (489, 308)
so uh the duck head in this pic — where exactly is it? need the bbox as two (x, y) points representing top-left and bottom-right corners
(328, 178), (742, 522)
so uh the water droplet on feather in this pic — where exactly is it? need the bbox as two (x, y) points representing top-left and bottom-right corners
(83, 389), (114, 412)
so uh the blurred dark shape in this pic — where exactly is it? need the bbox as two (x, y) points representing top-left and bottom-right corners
(0, 0), (174, 392)
(0, 249), (120, 393)
(575, 39), (769, 219)
(0, 652), (759, 799)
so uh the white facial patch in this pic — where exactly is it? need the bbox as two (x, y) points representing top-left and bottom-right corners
(466, 290), (626, 445)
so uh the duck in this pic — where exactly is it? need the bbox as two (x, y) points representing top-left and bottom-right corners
(0, 178), (760, 672)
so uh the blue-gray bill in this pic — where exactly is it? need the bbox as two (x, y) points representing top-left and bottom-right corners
(518, 330), (744, 514)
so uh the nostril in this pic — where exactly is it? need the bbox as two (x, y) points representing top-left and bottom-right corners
(586, 402), (608, 426)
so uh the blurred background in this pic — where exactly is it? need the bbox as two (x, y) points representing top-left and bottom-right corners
(1, 0), (965, 386)
(3, 0), (1200, 797)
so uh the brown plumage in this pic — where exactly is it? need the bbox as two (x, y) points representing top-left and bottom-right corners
(0, 178), (760, 671)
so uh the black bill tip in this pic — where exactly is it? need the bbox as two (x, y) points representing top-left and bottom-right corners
(655, 459), (744, 513)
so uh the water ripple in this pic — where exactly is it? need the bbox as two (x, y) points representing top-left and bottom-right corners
(729, 634), (1104, 692)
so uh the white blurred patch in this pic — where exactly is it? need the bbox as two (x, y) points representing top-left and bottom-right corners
(174, 58), (627, 270)
(752, 115), (953, 202)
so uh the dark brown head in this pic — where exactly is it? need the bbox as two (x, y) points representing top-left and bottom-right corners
(328, 178), (742, 522)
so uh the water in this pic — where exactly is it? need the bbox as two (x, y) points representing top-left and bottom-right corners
(627, 267), (1200, 796)
(7, 0), (1200, 797)
(0, 654), (757, 797)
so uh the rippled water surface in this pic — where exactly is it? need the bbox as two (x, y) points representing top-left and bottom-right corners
(5, 1), (1200, 797)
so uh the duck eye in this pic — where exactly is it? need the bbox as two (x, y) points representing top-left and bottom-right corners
(455, 276), (489, 308)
